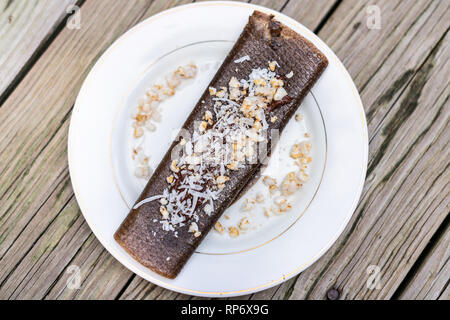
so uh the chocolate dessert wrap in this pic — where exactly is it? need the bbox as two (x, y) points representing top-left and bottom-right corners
(114, 11), (328, 279)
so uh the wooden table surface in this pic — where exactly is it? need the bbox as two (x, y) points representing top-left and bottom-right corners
(0, 0), (448, 300)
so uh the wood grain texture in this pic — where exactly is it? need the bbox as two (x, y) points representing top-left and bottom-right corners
(318, 0), (449, 137)
(288, 34), (448, 300)
(0, 0), (192, 300)
(0, 0), (448, 300)
(244, 0), (450, 301)
(397, 222), (449, 300)
(0, 0), (78, 100)
(282, 1), (449, 299)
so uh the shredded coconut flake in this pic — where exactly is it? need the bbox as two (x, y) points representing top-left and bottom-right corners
(234, 55), (251, 63)
(133, 194), (165, 209)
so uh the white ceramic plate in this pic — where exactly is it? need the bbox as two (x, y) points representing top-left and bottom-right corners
(68, 1), (368, 297)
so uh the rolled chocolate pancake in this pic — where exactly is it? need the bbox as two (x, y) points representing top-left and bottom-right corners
(114, 11), (328, 279)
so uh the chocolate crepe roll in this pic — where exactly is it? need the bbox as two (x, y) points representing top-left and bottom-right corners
(114, 11), (328, 279)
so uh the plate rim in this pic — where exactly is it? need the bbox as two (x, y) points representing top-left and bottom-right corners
(68, 1), (368, 297)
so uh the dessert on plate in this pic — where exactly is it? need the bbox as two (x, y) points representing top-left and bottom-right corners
(114, 11), (328, 279)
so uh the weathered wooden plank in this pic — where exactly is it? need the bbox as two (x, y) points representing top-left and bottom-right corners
(318, 0), (449, 138)
(247, 0), (450, 300)
(0, 122), (77, 298)
(438, 284), (449, 300)
(397, 222), (449, 300)
(46, 233), (133, 300)
(0, 0), (78, 101)
(280, 0), (339, 32)
(0, 0), (194, 299)
(285, 29), (449, 299)
(0, 0), (155, 263)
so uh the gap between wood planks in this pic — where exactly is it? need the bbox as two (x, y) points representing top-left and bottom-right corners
(0, 0), (87, 108)
(0, 0), (161, 299)
(367, 27), (449, 147)
(391, 210), (449, 299)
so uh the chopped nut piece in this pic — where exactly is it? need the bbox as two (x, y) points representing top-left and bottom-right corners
(229, 226), (239, 238)
(130, 107), (139, 119)
(270, 78), (284, 88)
(170, 160), (180, 172)
(135, 113), (149, 124)
(263, 176), (277, 186)
(274, 196), (288, 206)
(162, 87), (175, 96)
(273, 201), (292, 214)
(269, 184), (279, 194)
(199, 121), (208, 133)
(229, 87), (240, 101)
(254, 78), (266, 86)
(228, 76), (240, 88)
(239, 217), (250, 230)
(295, 113), (303, 121)
(214, 221), (224, 234)
(189, 222), (199, 233)
(300, 156), (312, 164)
(151, 110), (162, 122)
(286, 71), (294, 78)
(281, 171), (302, 196)
(290, 144), (304, 159)
(209, 87), (217, 95)
(290, 142), (311, 159)
(134, 127), (144, 138)
(270, 116), (278, 123)
(194, 231), (202, 237)
(216, 175), (230, 184)
(255, 192), (265, 203)
(145, 121), (156, 132)
(142, 102), (153, 113)
(295, 170), (309, 183)
(241, 198), (254, 212)
(274, 87), (288, 101)
(216, 88), (227, 98)
(204, 111), (213, 121)
(227, 161), (238, 170)
(176, 64), (197, 78)
(166, 73), (181, 89)
(269, 61), (277, 71)
(135, 166), (151, 179)
(139, 156), (149, 165)
(304, 142), (312, 153)
(160, 206), (169, 219)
